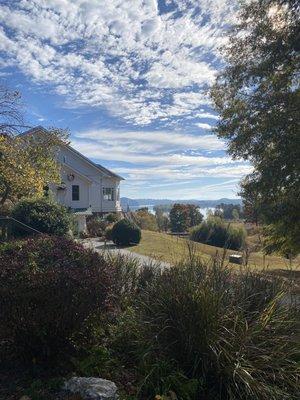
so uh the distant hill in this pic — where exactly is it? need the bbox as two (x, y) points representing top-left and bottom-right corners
(121, 197), (242, 209)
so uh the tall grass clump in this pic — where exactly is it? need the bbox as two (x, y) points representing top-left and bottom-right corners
(190, 216), (246, 250)
(106, 256), (299, 400)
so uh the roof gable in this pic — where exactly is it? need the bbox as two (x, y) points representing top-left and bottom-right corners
(65, 144), (124, 180)
(20, 126), (124, 181)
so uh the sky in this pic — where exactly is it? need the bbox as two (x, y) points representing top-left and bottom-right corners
(0, 0), (252, 199)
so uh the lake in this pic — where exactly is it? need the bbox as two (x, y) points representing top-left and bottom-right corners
(128, 205), (215, 218)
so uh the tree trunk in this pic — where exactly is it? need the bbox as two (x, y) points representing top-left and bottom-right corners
(0, 183), (10, 206)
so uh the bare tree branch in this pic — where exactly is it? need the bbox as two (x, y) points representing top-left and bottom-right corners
(0, 85), (29, 136)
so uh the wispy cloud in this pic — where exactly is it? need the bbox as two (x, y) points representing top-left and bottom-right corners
(74, 129), (226, 152)
(71, 128), (251, 198)
(0, 0), (247, 199)
(0, 0), (237, 127)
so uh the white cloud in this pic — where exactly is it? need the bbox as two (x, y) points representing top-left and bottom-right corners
(70, 128), (250, 182)
(0, 0), (237, 126)
(113, 164), (252, 181)
(195, 112), (219, 120)
(71, 138), (231, 166)
(74, 129), (225, 152)
(0, 1), (247, 199)
(195, 122), (212, 130)
(70, 125), (250, 199)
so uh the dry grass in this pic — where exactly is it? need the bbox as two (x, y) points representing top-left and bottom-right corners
(127, 230), (300, 273)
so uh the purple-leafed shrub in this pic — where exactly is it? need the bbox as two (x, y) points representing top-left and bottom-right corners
(0, 235), (111, 364)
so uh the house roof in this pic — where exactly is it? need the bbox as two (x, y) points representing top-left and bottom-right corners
(18, 125), (48, 137)
(20, 126), (124, 181)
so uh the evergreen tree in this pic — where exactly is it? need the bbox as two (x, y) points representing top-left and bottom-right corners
(211, 0), (300, 255)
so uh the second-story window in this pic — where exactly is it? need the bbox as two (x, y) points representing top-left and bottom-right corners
(72, 185), (80, 201)
(103, 187), (114, 201)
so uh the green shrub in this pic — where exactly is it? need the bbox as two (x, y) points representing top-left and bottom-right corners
(73, 254), (298, 399)
(24, 244), (295, 400)
(111, 219), (141, 246)
(0, 235), (111, 364)
(107, 258), (298, 400)
(11, 198), (72, 236)
(87, 216), (108, 237)
(106, 213), (119, 223)
(190, 216), (246, 250)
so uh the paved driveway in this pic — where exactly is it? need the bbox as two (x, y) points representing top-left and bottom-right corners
(80, 237), (171, 269)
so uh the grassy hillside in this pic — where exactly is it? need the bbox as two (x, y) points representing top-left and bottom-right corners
(127, 230), (300, 272)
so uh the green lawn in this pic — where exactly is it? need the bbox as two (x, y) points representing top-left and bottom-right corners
(127, 230), (300, 272)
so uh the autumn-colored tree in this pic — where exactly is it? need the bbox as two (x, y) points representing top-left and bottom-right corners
(170, 204), (190, 232)
(169, 204), (203, 232)
(134, 208), (158, 231)
(0, 128), (68, 205)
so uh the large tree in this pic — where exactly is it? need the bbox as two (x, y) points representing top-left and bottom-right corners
(0, 85), (68, 205)
(211, 0), (300, 255)
(0, 129), (67, 205)
(169, 204), (203, 232)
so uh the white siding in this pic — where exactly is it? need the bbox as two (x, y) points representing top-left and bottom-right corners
(53, 146), (122, 213)
(56, 166), (90, 209)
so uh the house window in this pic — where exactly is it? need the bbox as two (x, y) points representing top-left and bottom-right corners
(72, 185), (80, 201)
(103, 187), (114, 201)
(63, 155), (66, 163)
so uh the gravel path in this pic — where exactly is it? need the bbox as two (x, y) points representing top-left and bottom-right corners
(80, 237), (171, 269)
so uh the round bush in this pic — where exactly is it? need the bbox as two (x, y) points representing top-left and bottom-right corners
(0, 235), (111, 363)
(11, 198), (72, 236)
(190, 217), (246, 250)
(111, 219), (141, 246)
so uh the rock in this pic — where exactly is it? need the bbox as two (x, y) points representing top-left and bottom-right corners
(64, 377), (118, 400)
(19, 396), (31, 400)
(229, 254), (243, 264)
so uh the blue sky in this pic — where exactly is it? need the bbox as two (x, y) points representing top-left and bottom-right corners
(0, 0), (251, 199)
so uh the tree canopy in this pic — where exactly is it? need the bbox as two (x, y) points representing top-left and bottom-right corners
(215, 203), (243, 220)
(211, 0), (300, 255)
(170, 203), (203, 232)
(0, 129), (68, 205)
(0, 86), (68, 206)
(134, 208), (158, 231)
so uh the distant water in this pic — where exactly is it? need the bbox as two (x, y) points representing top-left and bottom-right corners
(128, 205), (215, 218)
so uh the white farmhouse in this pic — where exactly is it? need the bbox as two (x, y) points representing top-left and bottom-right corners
(22, 127), (124, 222)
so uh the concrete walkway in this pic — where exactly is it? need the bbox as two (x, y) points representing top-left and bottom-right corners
(79, 237), (171, 269)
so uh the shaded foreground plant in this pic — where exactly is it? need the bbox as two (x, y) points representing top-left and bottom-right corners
(138, 261), (299, 400)
(0, 235), (111, 364)
(1, 236), (298, 400)
(11, 198), (72, 236)
(105, 256), (299, 400)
